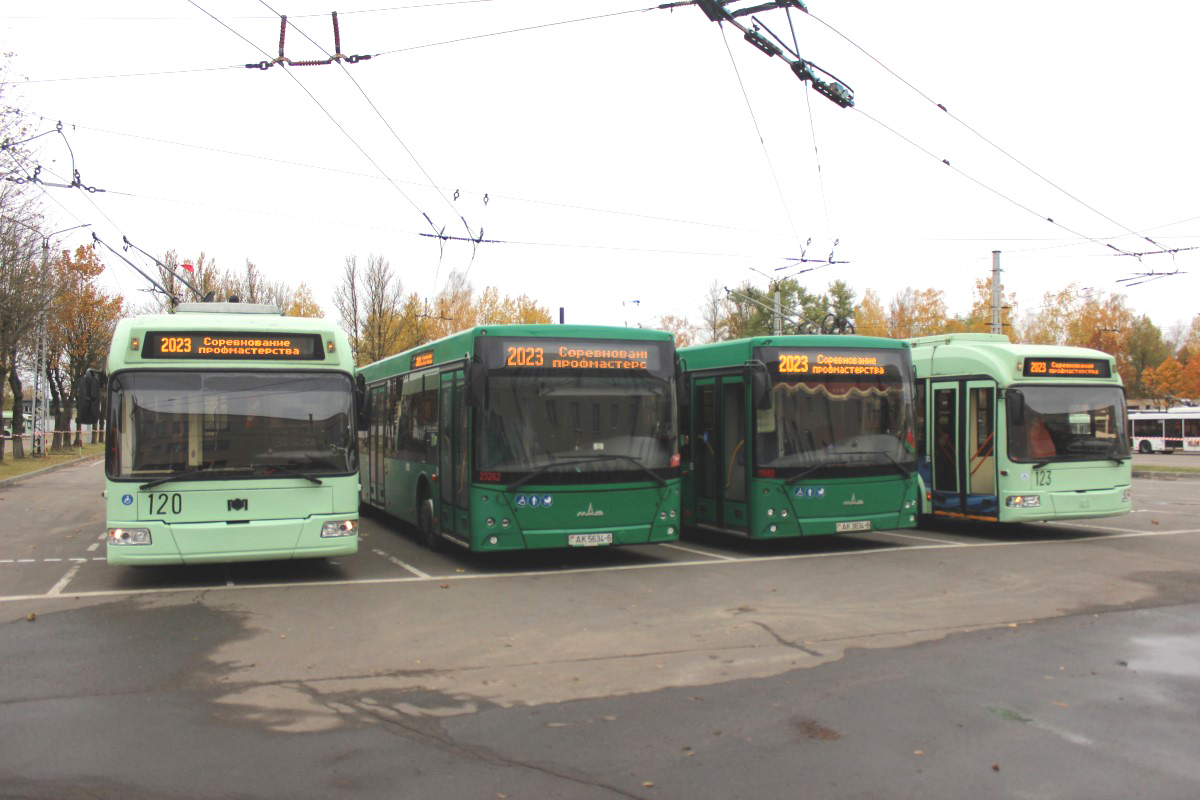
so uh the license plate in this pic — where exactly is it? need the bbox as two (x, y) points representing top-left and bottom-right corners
(836, 520), (871, 532)
(568, 533), (613, 547)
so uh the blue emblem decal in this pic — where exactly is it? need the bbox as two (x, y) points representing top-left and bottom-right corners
(529, 495), (542, 508)
(515, 495), (528, 507)
(121, 494), (134, 506)
(542, 495), (553, 507)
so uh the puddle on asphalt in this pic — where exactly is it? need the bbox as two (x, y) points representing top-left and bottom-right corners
(1127, 635), (1200, 677)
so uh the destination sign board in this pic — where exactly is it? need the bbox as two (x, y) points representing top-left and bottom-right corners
(758, 347), (906, 382)
(1022, 357), (1111, 378)
(411, 350), (434, 369)
(485, 339), (665, 372)
(142, 332), (324, 361)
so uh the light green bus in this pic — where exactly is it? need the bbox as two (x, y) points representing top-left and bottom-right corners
(358, 324), (681, 551)
(677, 335), (921, 538)
(908, 333), (1132, 522)
(102, 303), (362, 565)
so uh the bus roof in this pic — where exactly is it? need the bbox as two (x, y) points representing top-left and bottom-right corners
(906, 333), (1121, 385)
(358, 323), (673, 382)
(108, 308), (354, 372)
(678, 334), (908, 371)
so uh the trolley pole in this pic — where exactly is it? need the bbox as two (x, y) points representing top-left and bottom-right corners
(990, 250), (1002, 336)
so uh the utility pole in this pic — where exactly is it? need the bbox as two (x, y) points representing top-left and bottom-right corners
(991, 250), (1002, 336)
(773, 283), (782, 336)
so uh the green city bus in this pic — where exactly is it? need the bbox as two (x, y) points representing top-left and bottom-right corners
(358, 324), (681, 551)
(102, 303), (362, 565)
(907, 333), (1132, 522)
(677, 335), (921, 538)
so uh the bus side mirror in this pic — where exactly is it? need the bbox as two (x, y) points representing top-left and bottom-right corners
(1007, 389), (1025, 425)
(675, 357), (690, 410)
(77, 369), (104, 425)
(465, 357), (488, 409)
(355, 374), (371, 431)
(747, 361), (772, 411)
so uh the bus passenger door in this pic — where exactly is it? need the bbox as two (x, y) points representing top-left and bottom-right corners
(720, 377), (748, 532)
(692, 378), (720, 527)
(367, 383), (386, 506)
(964, 380), (999, 518)
(439, 370), (469, 543)
(930, 382), (961, 514)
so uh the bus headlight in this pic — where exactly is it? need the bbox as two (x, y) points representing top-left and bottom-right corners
(108, 528), (152, 545)
(321, 519), (357, 538)
(1005, 495), (1041, 508)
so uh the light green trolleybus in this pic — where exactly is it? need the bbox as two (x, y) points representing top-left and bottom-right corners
(102, 303), (362, 564)
(907, 333), (1132, 522)
(677, 335), (921, 538)
(358, 324), (681, 551)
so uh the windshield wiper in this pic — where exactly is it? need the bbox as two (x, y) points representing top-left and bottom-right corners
(843, 449), (915, 478)
(247, 463), (324, 485)
(507, 454), (666, 491)
(784, 461), (848, 486)
(139, 466), (218, 491)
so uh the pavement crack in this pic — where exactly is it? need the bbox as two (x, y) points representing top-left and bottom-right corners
(750, 620), (824, 657)
(355, 704), (647, 799)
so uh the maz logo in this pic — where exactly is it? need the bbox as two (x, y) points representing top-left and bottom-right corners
(842, 493), (864, 507)
(576, 503), (604, 518)
(228, 498), (250, 511)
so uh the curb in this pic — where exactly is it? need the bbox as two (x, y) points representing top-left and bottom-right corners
(1132, 470), (1200, 482)
(0, 452), (104, 488)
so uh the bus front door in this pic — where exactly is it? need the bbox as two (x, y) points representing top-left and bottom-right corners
(930, 380), (999, 519)
(720, 377), (748, 532)
(692, 378), (720, 528)
(439, 370), (470, 544)
(964, 380), (999, 518)
(368, 383), (386, 506)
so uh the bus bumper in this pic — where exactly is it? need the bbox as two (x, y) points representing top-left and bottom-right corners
(106, 515), (359, 565)
(1002, 486), (1132, 523)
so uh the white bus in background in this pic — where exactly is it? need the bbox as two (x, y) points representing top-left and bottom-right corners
(1127, 407), (1200, 453)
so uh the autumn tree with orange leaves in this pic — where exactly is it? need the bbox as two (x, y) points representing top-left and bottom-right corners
(47, 245), (124, 449)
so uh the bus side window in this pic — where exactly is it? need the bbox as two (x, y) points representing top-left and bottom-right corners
(914, 380), (927, 456)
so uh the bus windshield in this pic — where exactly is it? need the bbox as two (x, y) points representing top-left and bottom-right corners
(1007, 385), (1130, 462)
(754, 347), (916, 478)
(476, 373), (677, 484)
(107, 371), (356, 479)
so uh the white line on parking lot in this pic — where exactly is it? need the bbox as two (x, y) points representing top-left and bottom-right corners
(3, 527), (1198, 605)
(372, 548), (431, 578)
(47, 563), (83, 596)
(659, 542), (738, 561)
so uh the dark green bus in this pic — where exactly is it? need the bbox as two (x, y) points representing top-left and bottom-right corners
(678, 335), (920, 538)
(358, 325), (681, 551)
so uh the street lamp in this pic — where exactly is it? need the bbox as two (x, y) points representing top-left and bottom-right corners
(32, 223), (91, 456)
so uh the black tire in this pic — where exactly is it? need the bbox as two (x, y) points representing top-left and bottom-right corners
(1138, 440), (1153, 454)
(419, 496), (443, 551)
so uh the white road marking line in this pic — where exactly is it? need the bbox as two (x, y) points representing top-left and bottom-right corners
(372, 548), (431, 578)
(17, 559), (35, 563)
(87, 542), (100, 552)
(91, 557), (106, 561)
(2, 527), (1198, 604)
(47, 563), (83, 596)
(96, 532), (105, 540)
(69, 558), (88, 563)
(44, 558), (62, 562)
(876, 531), (968, 546)
(0, 559), (13, 564)
(659, 542), (738, 561)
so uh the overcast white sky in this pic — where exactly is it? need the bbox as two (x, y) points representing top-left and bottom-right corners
(4, 1), (1198, 338)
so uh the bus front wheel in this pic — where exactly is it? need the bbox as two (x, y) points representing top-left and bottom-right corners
(419, 496), (443, 551)
(1139, 440), (1153, 454)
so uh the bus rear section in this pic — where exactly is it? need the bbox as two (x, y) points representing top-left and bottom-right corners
(680, 337), (921, 539)
(104, 311), (361, 565)
(359, 326), (681, 551)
